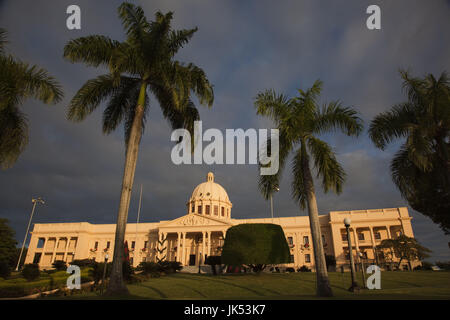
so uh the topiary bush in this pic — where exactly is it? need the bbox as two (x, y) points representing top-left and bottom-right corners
(297, 265), (311, 272)
(70, 259), (96, 268)
(221, 224), (290, 273)
(21, 263), (40, 281)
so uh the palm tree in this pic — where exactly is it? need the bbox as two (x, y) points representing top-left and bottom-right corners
(369, 70), (450, 234)
(254, 80), (363, 297)
(63, 3), (213, 295)
(0, 28), (63, 169)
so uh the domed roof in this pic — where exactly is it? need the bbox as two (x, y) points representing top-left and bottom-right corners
(189, 172), (231, 203)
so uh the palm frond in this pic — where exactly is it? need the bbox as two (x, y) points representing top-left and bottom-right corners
(307, 136), (345, 194)
(291, 148), (307, 209)
(254, 89), (290, 125)
(118, 2), (150, 50)
(0, 28), (8, 55)
(68, 74), (118, 122)
(0, 105), (28, 169)
(369, 102), (418, 150)
(314, 101), (363, 136)
(64, 35), (120, 67)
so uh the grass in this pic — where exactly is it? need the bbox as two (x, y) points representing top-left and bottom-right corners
(47, 271), (450, 300)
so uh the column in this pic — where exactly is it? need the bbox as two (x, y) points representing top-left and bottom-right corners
(176, 232), (181, 263)
(51, 238), (60, 263)
(182, 232), (186, 266)
(63, 237), (70, 262)
(386, 226), (391, 239)
(369, 227), (378, 264)
(202, 232), (206, 265)
(207, 231), (211, 257)
(162, 232), (167, 261)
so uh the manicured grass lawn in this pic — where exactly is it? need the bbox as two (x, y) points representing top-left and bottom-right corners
(55, 271), (450, 300)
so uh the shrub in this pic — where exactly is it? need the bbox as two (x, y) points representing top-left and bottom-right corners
(122, 260), (134, 281)
(325, 255), (336, 270)
(414, 261), (433, 271)
(52, 260), (67, 271)
(436, 261), (450, 270)
(285, 267), (295, 273)
(221, 224), (290, 273)
(21, 263), (40, 281)
(0, 260), (11, 279)
(89, 262), (112, 284)
(70, 259), (96, 268)
(297, 265), (311, 272)
(137, 262), (159, 276)
(206, 256), (222, 275)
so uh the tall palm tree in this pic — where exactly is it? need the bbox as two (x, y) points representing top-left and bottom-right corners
(63, 3), (213, 295)
(369, 70), (450, 234)
(254, 80), (363, 297)
(0, 28), (63, 169)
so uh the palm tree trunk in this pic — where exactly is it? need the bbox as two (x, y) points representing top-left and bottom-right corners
(301, 142), (333, 297)
(107, 83), (147, 295)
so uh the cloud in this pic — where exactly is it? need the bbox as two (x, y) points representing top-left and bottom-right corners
(0, 0), (448, 261)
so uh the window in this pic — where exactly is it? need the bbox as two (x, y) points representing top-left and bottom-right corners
(106, 241), (110, 249)
(221, 207), (225, 216)
(214, 205), (218, 216)
(374, 232), (381, 240)
(358, 233), (365, 241)
(130, 258), (134, 265)
(198, 206), (202, 214)
(290, 255), (295, 263)
(287, 237), (294, 246)
(131, 241), (135, 249)
(94, 241), (98, 250)
(191, 204), (195, 213)
(322, 234), (326, 244)
(303, 236), (309, 245)
(205, 205), (210, 215)
(305, 254), (311, 263)
(144, 241), (148, 248)
(33, 253), (42, 264)
(342, 234), (348, 241)
(37, 238), (45, 248)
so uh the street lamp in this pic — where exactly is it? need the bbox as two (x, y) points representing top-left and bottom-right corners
(270, 186), (279, 223)
(344, 218), (360, 293)
(15, 197), (45, 271)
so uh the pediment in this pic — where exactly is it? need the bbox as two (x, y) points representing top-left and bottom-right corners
(159, 213), (232, 228)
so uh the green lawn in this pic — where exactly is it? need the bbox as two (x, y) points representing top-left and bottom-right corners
(54, 271), (450, 300)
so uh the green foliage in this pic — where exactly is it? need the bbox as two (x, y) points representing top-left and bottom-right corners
(254, 81), (363, 208)
(414, 261), (433, 271)
(0, 260), (11, 279)
(70, 259), (96, 268)
(205, 256), (222, 266)
(0, 28), (63, 169)
(377, 235), (432, 269)
(21, 263), (40, 281)
(298, 265), (311, 272)
(137, 261), (182, 277)
(0, 219), (17, 268)
(436, 261), (450, 270)
(369, 70), (450, 234)
(52, 260), (67, 271)
(221, 224), (290, 272)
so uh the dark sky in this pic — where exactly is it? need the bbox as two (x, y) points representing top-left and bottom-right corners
(1, 0), (449, 262)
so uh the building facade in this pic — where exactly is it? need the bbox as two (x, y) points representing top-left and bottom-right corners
(25, 172), (419, 270)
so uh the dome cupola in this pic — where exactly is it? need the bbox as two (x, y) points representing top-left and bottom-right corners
(187, 172), (232, 219)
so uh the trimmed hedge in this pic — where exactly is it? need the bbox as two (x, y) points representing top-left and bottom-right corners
(221, 224), (290, 271)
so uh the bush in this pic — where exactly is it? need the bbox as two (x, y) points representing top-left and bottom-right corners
(297, 265), (311, 272)
(414, 261), (433, 271)
(221, 224), (290, 272)
(285, 267), (295, 273)
(122, 260), (134, 281)
(52, 260), (67, 271)
(21, 264), (40, 281)
(70, 259), (96, 268)
(436, 261), (450, 270)
(325, 255), (336, 270)
(89, 262), (112, 284)
(137, 262), (159, 276)
(0, 260), (11, 279)
(206, 256), (222, 275)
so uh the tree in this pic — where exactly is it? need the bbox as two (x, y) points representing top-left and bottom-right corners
(0, 28), (63, 169)
(221, 224), (290, 273)
(0, 219), (17, 268)
(63, 2), (213, 295)
(254, 80), (363, 296)
(377, 235), (431, 271)
(21, 263), (40, 281)
(369, 70), (450, 234)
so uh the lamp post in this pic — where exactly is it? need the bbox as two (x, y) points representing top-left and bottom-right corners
(15, 197), (45, 271)
(270, 186), (279, 223)
(101, 253), (109, 294)
(344, 218), (359, 293)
